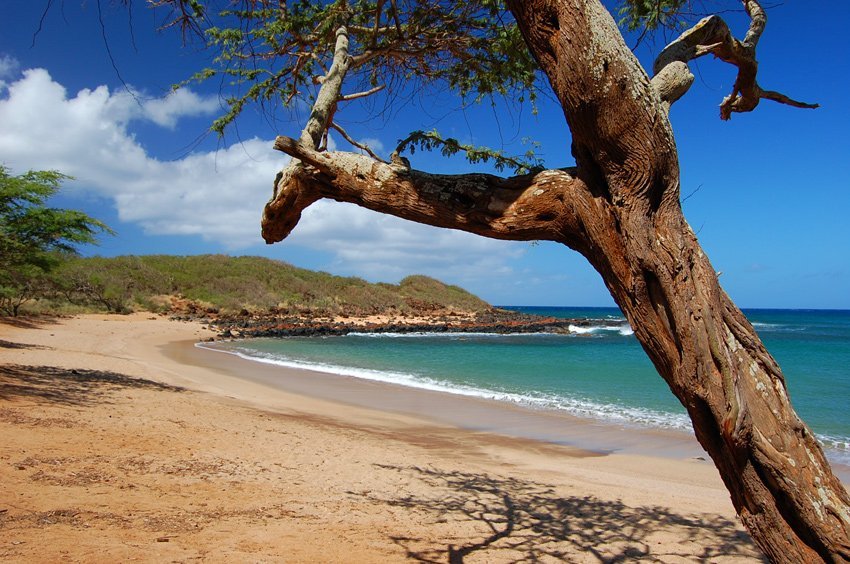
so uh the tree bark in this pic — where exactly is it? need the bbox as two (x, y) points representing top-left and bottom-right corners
(264, 136), (585, 245)
(507, 2), (849, 560)
(262, 1), (850, 560)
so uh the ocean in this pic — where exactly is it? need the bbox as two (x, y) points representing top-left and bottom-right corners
(206, 307), (850, 466)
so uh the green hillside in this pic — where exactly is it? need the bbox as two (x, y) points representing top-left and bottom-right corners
(48, 255), (491, 316)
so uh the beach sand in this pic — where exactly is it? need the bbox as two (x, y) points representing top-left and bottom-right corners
(0, 313), (768, 562)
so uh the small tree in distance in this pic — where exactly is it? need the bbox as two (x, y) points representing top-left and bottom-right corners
(0, 167), (113, 316)
(124, 0), (849, 559)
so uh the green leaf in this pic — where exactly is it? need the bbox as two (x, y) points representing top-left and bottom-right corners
(395, 130), (544, 175)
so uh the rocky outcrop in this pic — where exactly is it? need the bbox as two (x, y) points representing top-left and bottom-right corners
(200, 307), (617, 339)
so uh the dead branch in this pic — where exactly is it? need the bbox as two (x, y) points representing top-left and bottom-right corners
(339, 84), (386, 101)
(651, 0), (818, 119)
(329, 121), (386, 162)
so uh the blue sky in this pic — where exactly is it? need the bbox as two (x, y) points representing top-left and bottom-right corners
(1, 1), (848, 308)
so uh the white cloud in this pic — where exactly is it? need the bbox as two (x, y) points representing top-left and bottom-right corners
(0, 68), (276, 249)
(141, 88), (220, 129)
(0, 54), (18, 77)
(291, 201), (525, 284)
(0, 68), (525, 283)
(0, 54), (20, 92)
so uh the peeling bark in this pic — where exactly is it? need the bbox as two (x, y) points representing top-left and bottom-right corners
(261, 1), (849, 561)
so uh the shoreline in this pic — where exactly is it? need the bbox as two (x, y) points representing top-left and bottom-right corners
(186, 339), (706, 461)
(193, 337), (850, 482)
(0, 313), (802, 560)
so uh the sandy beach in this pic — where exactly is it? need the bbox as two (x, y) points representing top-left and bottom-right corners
(0, 313), (769, 562)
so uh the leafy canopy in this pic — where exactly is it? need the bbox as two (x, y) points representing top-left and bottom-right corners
(0, 166), (113, 315)
(155, 0), (704, 169)
(157, 0), (539, 167)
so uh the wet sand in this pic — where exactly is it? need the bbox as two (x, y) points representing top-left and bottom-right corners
(1, 313), (771, 561)
(183, 340), (706, 460)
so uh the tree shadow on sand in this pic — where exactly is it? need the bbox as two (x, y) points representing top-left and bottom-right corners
(0, 316), (60, 331)
(0, 364), (184, 406)
(374, 465), (766, 563)
(0, 339), (48, 350)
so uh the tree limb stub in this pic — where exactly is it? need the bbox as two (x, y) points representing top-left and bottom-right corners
(652, 0), (818, 119)
(338, 84), (386, 102)
(263, 135), (584, 246)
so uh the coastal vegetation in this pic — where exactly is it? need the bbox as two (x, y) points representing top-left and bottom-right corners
(0, 165), (506, 326)
(11, 254), (491, 318)
(0, 165), (489, 318)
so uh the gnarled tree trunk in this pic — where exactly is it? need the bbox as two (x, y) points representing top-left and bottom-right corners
(261, 0), (850, 560)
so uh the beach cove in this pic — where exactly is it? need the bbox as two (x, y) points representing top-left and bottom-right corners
(0, 313), (784, 561)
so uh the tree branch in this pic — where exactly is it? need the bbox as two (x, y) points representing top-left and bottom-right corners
(339, 84), (386, 101)
(263, 136), (584, 246)
(389, 0), (403, 38)
(371, 0), (385, 44)
(759, 89), (819, 110)
(329, 121), (386, 162)
(300, 26), (351, 149)
(651, 0), (818, 119)
(741, 0), (766, 48)
(650, 61), (694, 111)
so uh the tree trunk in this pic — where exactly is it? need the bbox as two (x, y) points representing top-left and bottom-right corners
(506, 1), (850, 560)
(261, 0), (850, 560)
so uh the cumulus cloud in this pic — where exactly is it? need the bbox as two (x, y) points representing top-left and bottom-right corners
(0, 68), (524, 283)
(0, 68), (278, 249)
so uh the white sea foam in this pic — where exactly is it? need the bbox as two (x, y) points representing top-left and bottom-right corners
(816, 434), (850, 466)
(348, 324), (637, 339)
(568, 323), (634, 336)
(752, 322), (805, 333)
(197, 342), (689, 432)
(346, 331), (551, 339)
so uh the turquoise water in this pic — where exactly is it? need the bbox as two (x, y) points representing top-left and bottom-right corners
(211, 307), (850, 465)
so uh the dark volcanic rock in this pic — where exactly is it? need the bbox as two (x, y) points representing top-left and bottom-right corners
(207, 307), (620, 340)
